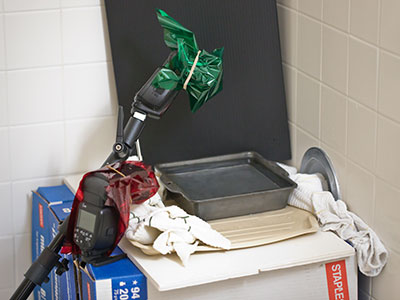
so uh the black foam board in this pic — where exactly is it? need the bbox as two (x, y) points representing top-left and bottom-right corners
(104, 0), (291, 164)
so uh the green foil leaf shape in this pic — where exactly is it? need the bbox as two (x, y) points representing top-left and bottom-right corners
(152, 9), (224, 113)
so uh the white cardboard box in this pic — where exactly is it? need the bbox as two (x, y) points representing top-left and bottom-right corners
(119, 231), (357, 300)
(65, 174), (358, 300)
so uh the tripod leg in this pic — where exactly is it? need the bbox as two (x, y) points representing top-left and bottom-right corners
(10, 278), (36, 300)
(10, 218), (69, 300)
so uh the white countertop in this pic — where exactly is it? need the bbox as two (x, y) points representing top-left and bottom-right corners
(64, 173), (355, 292)
(119, 230), (354, 291)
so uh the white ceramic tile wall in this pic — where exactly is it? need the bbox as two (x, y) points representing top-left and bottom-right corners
(347, 100), (377, 172)
(350, 0), (379, 45)
(296, 71), (320, 137)
(0, 236), (15, 289)
(282, 64), (297, 121)
(323, 0), (349, 32)
(61, 0), (103, 8)
(320, 86), (347, 153)
(380, 0), (400, 55)
(321, 26), (348, 93)
(9, 123), (66, 179)
(321, 142), (348, 198)
(12, 177), (63, 235)
(348, 37), (378, 110)
(62, 6), (110, 64)
(0, 127), (11, 182)
(295, 127), (319, 165)
(7, 68), (63, 125)
(0, 1), (117, 296)
(297, 15), (321, 79)
(4, 0), (60, 12)
(0, 72), (7, 125)
(298, 0), (322, 20)
(64, 62), (117, 119)
(374, 179), (400, 252)
(14, 233), (32, 286)
(346, 161), (375, 225)
(0, 15), (5, 70)
(278, 1), (400, 298)
(0, 289), (14, 300)
(5, 11), (62, 69)
(378, 51), (400, 123)
(64, 116), (116, 174)
(0, 183), (13, 236)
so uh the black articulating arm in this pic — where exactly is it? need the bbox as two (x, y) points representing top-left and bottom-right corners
(10, 53), (179, 300)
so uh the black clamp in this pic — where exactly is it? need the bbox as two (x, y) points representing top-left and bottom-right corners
(112, 106), (129, 159)
(55, 258), (70, 276)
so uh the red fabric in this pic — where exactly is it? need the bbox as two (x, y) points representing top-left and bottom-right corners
(61, 161), (159, 255)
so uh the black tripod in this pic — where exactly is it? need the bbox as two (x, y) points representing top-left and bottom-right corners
(10, 57), (179, 300)
(11, 220), (69, 299)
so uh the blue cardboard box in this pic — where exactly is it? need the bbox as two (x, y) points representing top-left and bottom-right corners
(80, 247), (147, 300)
(32, 185), (74, 260)
(31, 185), (77, 300)
(32, 184), (148, 300)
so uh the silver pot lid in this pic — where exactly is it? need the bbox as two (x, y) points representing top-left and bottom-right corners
(300, 147), (342, 201)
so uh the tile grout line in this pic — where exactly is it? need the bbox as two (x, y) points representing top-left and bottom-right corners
(0, 174), (64, 186)
(296, 64), (400, 128)
(294, 121), (319, 141)
(2, 5), (16, 279)
(318, 80), (322, 141)
(344, 0), (350, 160)
(291, 0), (299, 165)
(346, 0), (351, 98)
(1, 4), (103, 15)
(6, 59), (112, 73)
(296, 125), (319, 141)
(293, 4), (299, 126)
(5, 114), (116, 129)
(319, 0), (323, 83)
(372, 0), (383, 240)
(291, 0), (400, 63)
(344, 153), (400, 201)
(318, 0), (324, 142)
(344, 1), (350, 162)
(379, 43), (400, 59)
(60, 3), (68, 179)
(3, 7), (60, 14)
(283, 3), (400, 62)
(282, 4), (400, 265)
(290, 58), (399, 154)
(317, 1), (323, 150)
(11, 233), (16, 289)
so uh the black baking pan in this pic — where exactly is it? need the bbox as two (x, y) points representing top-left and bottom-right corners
(155, 152), (297, 220)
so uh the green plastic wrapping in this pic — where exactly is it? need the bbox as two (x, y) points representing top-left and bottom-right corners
(152, 9), (224, 113)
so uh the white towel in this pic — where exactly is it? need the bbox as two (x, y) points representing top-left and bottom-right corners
(125, 193), (164, 244)
(279, 164), (388, 277)
(125, 194), (231, 266)
(289, 172), (328, 211)
(312, 192), (388, 276)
